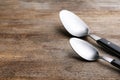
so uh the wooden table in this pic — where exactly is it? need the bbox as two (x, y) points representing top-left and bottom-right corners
(0, 0), (120, 80)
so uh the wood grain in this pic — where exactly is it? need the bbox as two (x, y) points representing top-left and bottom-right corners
(0, 0), (120, 80)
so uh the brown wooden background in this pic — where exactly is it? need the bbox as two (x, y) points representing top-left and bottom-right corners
(0, 0), (120, 80)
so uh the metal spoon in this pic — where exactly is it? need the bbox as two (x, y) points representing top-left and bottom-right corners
(69, 38), (120, 69)
(59, 10), (120, 57)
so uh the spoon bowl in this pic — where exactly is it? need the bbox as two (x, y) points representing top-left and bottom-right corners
(70, 38), (99, 61)
(59, 10), (89, 37)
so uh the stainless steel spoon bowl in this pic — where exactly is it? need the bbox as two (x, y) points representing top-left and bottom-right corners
(70, 38), (99, 61)
(69, 38), (120, 69)
(59, 10), (89, 37)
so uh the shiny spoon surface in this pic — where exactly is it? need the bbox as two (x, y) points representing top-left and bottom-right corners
(59, 10), (120, 57)
(59, 10), (89, 37)
(69, 38), (120, 69)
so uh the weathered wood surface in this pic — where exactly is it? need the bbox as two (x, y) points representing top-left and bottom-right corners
(0, 0), (120, 80)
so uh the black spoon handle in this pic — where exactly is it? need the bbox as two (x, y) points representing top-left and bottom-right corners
(111, 59), (120, 69)
(96, 38), (120, 57)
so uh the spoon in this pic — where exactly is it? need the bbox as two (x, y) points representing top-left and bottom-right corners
(59, 10), (120, 57)
(70, 38), (120, 69)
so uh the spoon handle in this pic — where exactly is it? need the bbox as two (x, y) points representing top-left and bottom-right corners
(111, 59), (120, 69)
(96, 38), (120, 57)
